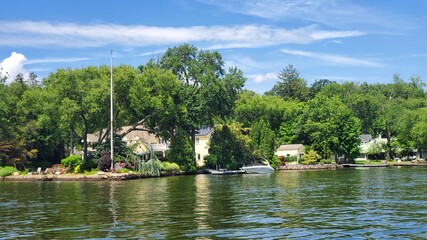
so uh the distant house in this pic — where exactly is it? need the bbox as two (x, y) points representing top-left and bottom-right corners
(275, 144), (304, 158)
(86, 125), (169, 159)
(356, 134), (387, 161)
(194, 127), (213, 167)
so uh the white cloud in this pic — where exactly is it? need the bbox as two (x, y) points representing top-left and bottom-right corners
(251, 72), (278, 83)
(281, 48), (383, 67)
(0, 21), (364, 49)
(0, 52), (28, 83)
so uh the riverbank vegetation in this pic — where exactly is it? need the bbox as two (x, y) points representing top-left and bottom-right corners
(1, 44), (426, 175)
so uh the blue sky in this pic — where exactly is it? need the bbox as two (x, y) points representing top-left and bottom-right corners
(1, 0), (426, 93)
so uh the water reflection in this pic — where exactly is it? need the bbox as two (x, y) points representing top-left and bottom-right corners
(0, 167), (426, 239)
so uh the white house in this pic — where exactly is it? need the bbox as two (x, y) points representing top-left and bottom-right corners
(356, 134), (387, 161)
(275, 144), (304, 158)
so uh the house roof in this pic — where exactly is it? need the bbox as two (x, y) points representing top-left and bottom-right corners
(196, 127), (213, 136)
(86, 125), (159, 144)
(360, 134), (372, 143)
(276, 144), (304, 151)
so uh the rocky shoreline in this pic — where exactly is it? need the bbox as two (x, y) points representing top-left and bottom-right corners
(278, 164), (341, 170)
(1, 171), (183, 181)
(2, 163), (426, 181)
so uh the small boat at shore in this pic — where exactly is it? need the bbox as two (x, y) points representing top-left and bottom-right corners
(206, 169), (246, 175)
(241, 160), (274, 174)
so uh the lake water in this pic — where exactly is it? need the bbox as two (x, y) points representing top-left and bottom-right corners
(1, 167), (426, 239)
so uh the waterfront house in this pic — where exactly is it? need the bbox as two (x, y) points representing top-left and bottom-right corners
(195, 127), (213, 167)
(86, 125), (169, 159)
(275, 144), (304, 159)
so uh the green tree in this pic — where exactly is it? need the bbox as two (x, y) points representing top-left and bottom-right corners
(166, 128), (195, 173)
(18, 86), (65, 166)
(267, 64), (309, 101)
(250, 119), (275, 161)
(159, 44), (246, 165)
(234, 91), (301, 139)
(44, 66), (110, 162)
(299, 95), (361, 161)
(208, 123), (252, 170)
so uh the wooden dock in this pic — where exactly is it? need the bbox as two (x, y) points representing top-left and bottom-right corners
(342, 164), (389, 168)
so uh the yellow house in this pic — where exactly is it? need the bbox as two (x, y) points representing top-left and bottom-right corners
(195, 128), (213, 167)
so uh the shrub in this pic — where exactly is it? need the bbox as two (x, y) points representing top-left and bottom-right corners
(270, 155), (281, 169)
(320, 159), (333, 164)
(61, 155), (82, 172)
(0, 166), (19, 177)
(303, 150), (321, 165)
(284, 155), (298, 162)
(80, 159), (97, 172)
(161, 161), (180, 172)
(117, 168), (131, 173)
(142, 158), (162, 177)
(74, 164), (81, 174)
(98, 151), (112, 172)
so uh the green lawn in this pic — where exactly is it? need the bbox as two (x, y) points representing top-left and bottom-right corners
(354, 160), (393, 165)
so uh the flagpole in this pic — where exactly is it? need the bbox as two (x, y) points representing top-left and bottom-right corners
(110, 50), (114, 172)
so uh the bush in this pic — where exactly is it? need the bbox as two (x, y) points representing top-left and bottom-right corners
(98, 151), (112, 172)
(270, 155), (281, 169)
(284, 155), (298, 162)
(0, 166), (19, 177)
(319, 159), (333, 164)
(161, 161), (180, 172)
(74, 164), (81, 174)
(303, 150), (321, 165)
(80, 159), (97, 173)
(142, 158), (162, 176)
(61, 155), (82, 172)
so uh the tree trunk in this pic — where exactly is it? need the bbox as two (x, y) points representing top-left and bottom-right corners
(386, 130), (391, 161)
(82, 128), (88, 163)
(190, 128), (196, 164)
(69, 129), (74, 155)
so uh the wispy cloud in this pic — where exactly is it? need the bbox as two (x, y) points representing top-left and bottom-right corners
(281, 49), (384, 67)
(138, 49), (166, 57)
(0, 21), (364, 49)
(26, 57), (90, 64)
(199, 0), (414, 30)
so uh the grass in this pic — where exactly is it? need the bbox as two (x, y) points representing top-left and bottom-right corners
(354, 160), (403, 165)
(0, 166), (19, 177)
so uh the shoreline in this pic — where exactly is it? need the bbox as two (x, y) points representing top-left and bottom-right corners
(2, 163), (426, 182)
(1, 171), (184, 182)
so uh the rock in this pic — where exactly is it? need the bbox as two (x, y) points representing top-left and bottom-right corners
(13, 172), (19, 176)
(98, 171), (106, 175)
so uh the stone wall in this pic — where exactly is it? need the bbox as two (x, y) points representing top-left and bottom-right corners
(278, 164), (340, 170)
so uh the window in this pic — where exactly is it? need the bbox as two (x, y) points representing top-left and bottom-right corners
(196, 138), (200, 145)
(197, 154), (201, 160)
(286, 154), (290, 157)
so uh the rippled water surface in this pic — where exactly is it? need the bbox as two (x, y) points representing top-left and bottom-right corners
(1, 167), (426, 239)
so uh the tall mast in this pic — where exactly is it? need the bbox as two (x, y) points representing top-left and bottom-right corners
(110, 50), (114, 171)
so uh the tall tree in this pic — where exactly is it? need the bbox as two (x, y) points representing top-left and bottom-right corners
(44, 66), (110, 162)
(250, 119), (275, 161)
(267, 64), (309, 101)
(158, 44), (246, 165)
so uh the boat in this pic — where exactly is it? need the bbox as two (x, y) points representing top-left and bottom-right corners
(206, 169), (246, 175)
(241, 160), (274, 174)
